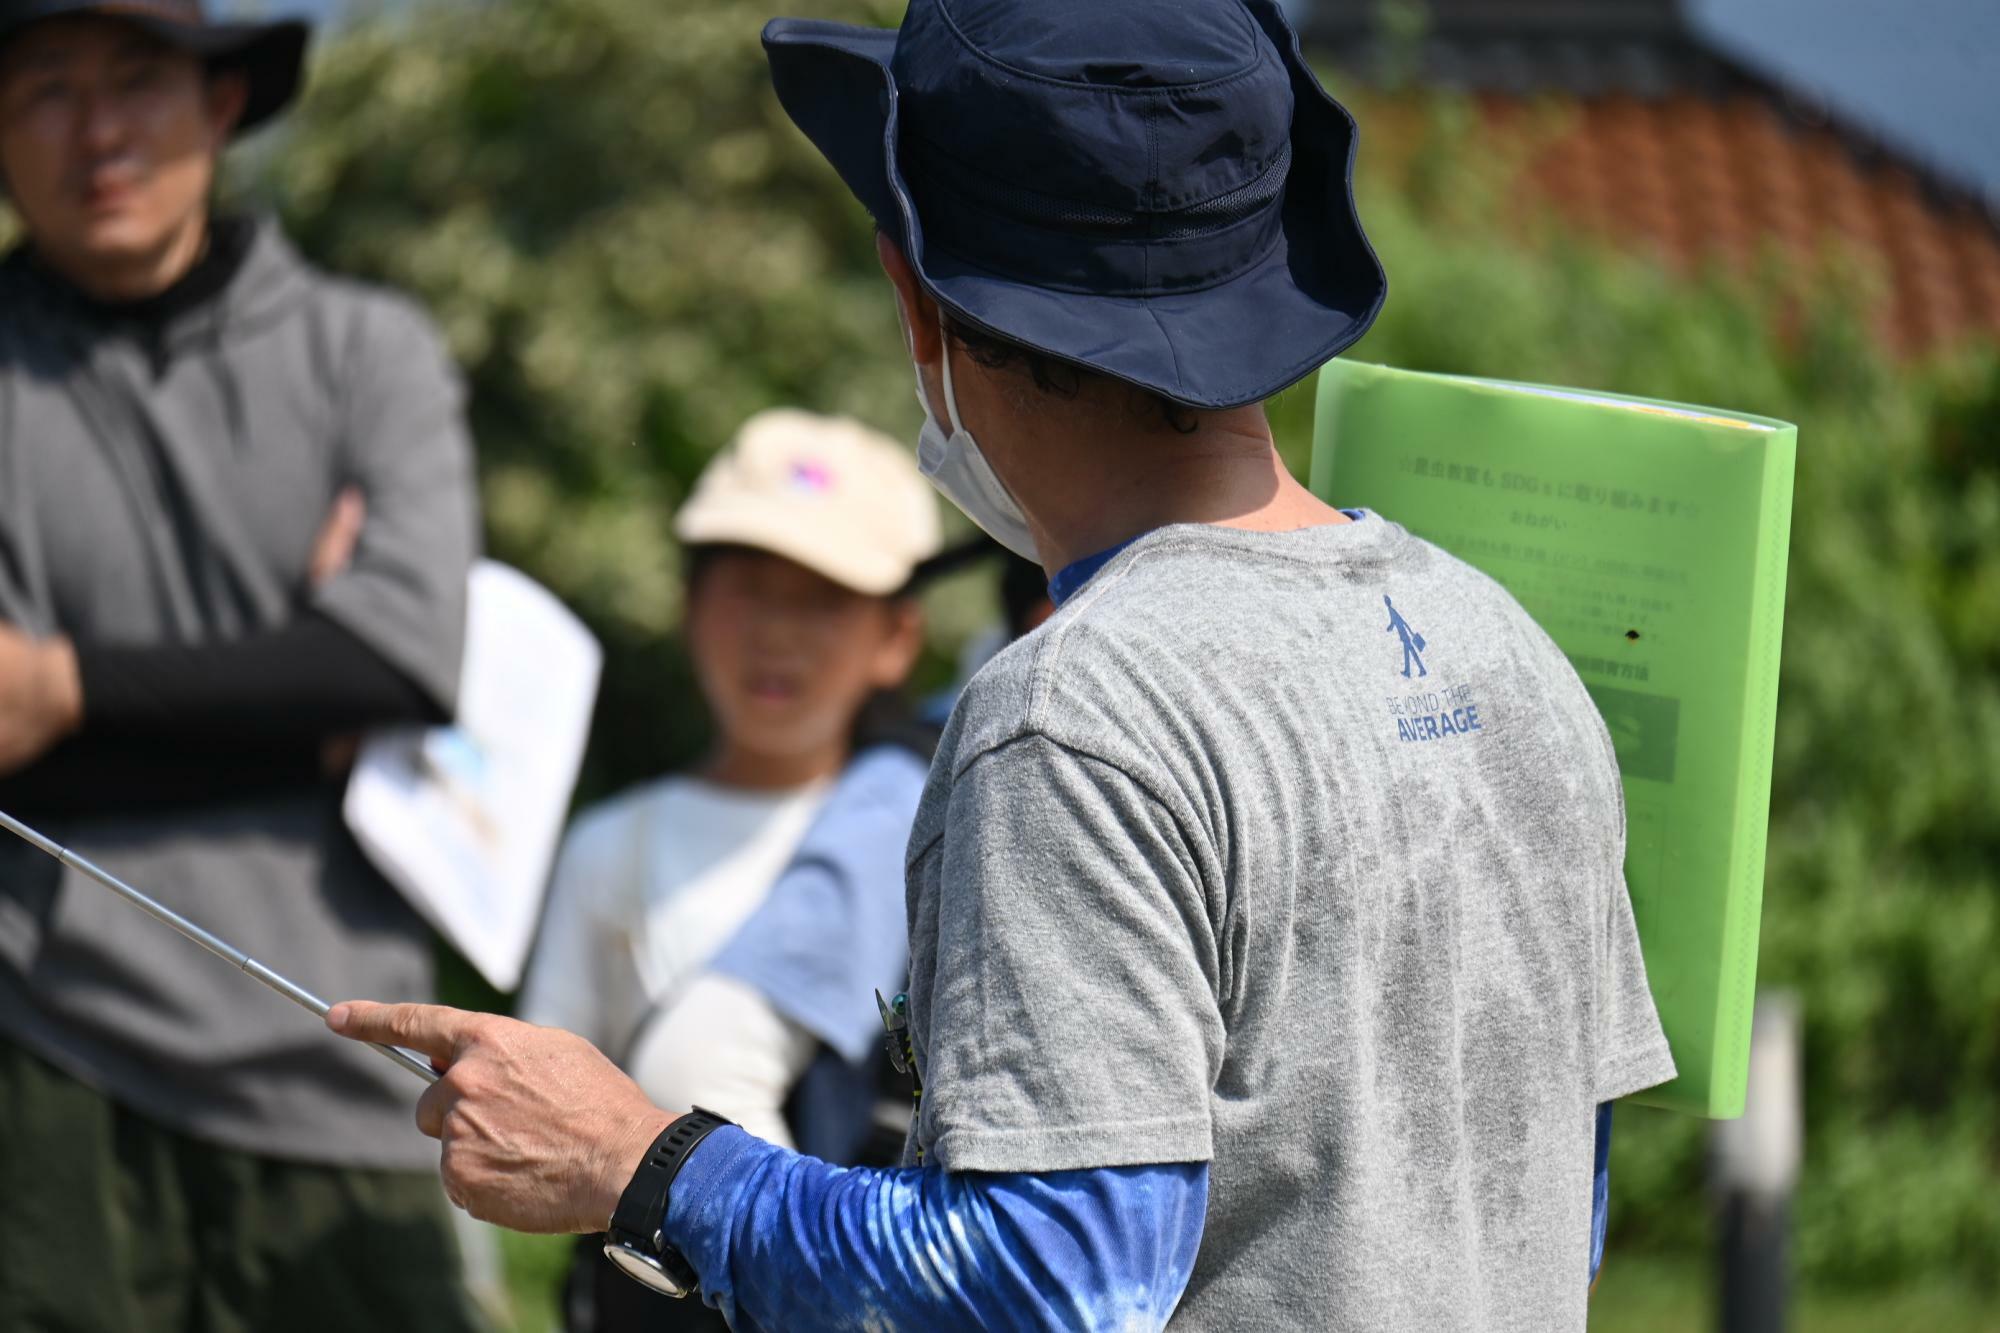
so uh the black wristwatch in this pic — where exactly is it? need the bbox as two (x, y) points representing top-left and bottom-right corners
(601, 1107), (734, 1297)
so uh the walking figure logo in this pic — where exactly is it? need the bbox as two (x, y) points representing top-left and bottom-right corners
(1385, 595), (1428, 678)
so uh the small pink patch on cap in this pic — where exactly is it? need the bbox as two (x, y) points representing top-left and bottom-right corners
(789, 459), (836, 494)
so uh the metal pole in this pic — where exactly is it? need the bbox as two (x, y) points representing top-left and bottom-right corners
(1712, 992), (1802, 1333)
(0, 808), (438, 1086)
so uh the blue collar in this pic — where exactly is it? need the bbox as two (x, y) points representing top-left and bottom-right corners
(1048, 539), (1138, 606)
(1047, 511), (1368, 607)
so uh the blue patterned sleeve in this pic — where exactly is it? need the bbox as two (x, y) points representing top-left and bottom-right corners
(1590, 1102), (1612, 1283)
(664, 1126), (1208, 1332)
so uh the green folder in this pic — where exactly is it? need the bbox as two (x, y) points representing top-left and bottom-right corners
(1310, 360), (1796, 1118)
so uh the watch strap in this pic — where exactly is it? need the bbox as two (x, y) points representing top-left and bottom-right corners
(608, 1107), (733, 1251)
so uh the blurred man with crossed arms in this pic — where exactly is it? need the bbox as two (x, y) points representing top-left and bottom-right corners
(0, 2), (485, 1326)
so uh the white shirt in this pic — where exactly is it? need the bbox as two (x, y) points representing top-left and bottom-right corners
(518, 775), (831, 1130)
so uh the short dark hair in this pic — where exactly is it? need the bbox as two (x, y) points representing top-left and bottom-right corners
(941, 312), (1202, 435)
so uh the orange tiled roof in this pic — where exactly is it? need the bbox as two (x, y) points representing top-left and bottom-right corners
(1382, 89), (2000, 356)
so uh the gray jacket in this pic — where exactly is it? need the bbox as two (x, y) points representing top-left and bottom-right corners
(0, 219), (477, 1168)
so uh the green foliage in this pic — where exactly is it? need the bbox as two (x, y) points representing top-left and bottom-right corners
(1589, 1254), (2000, 1332)
(268, 0), (925, 794)
(498, 1231), (568, 1333)
(261, 0), (1997, 1291)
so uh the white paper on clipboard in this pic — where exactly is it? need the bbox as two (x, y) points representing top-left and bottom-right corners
(344, 561), (601, 992)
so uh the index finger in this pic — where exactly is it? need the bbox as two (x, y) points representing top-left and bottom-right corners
(328, 1000), (477, 1062)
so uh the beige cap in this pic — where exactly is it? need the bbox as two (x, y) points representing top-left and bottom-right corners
(674, 408), (943, 595)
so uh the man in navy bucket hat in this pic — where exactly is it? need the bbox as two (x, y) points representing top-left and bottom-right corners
(763, 0), (1386, 411)
(328, 1), (1675, 1328)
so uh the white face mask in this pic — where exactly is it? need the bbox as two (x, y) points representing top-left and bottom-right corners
(913, 316), (1040, 562)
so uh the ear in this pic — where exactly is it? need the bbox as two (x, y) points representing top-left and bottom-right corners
(876, 231), (941, 367)
(867, 598), (926, 689)
(204, 67), (249, 142)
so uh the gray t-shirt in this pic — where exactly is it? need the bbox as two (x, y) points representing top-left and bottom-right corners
(903, 517), (1674, 1330)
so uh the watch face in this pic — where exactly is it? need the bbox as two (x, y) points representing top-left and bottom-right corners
(603, 1241), (694, 1298)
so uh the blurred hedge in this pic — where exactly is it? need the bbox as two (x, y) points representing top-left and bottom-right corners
(269, 0), (922, 791)
(260, 0), (1998, 1290)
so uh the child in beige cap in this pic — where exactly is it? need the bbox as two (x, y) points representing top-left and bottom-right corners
(520, 407), (940, 1152)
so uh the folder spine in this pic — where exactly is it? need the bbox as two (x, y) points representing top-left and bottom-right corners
(1707, 430), (1798, 1117)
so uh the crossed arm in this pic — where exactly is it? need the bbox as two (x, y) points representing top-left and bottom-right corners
(0, 298), (477, 811)
(0, 489), (375, 783)
(0, 370), (473, 813)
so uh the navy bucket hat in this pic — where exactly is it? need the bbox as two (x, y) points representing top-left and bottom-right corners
(0, 0), (310, 134)
(763, 0), (1387, 411)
